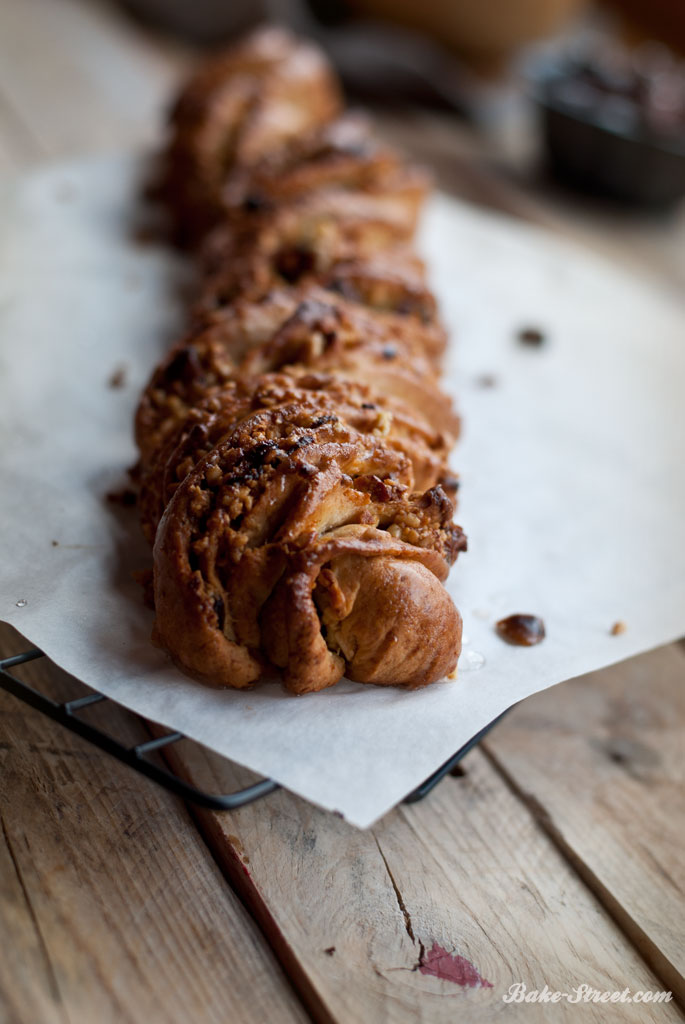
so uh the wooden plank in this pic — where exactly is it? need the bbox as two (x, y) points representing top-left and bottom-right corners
(158, 735), (683, 1022)
(484, 643), (685, 1005)
(0, 811), (65, 1024)
(0, 624), (310, 1024)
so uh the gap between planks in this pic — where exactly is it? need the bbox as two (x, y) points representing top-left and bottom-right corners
(482, 742), (684, 1007)
(152, 708), (684, 1024)
(481, 641), (685, 1008)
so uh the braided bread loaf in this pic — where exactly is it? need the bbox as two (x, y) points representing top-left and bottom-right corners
(138, 27), (467, 694)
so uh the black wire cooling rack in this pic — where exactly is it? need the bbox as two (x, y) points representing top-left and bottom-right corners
(0, 645), (511, 810)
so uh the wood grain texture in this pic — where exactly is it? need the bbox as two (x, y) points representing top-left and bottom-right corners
(158, 737), (683, 1022)
(0, 624), (310, 1024)
(0, 808), (66, 1024)
(484, 643), (685, 1004)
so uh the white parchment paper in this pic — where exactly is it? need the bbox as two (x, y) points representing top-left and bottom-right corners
(1, 155), (684, 827)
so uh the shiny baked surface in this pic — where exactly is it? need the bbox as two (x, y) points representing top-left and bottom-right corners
(138, 27), (465, 692)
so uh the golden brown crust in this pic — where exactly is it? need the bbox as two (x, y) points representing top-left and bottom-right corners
(313, 555), (462, 688)
(138, 371), (452, 546)
(152, 402), (465, 692)
(160, 27), (343, 244)
(198, 184), (430, 308)
(135, 288), (455, 465)
(138, 28), (467, 694)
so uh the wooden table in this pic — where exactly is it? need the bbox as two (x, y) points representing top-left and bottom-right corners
(1, 2), (683, 1021)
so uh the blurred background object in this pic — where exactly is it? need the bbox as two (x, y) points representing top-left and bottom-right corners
(607, 0), (685, 53)
(122, 0), (590, 66)
(531, 37), (685, 207)
(346, 0), (591, 73)
(119, 0), (270, 41)
(118, 0), (685, 211)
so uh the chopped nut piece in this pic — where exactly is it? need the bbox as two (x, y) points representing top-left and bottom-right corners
(495, 614), (545, 646)
(517, 326), (546, 347)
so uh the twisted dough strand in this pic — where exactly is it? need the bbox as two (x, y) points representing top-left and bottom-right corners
(138, 27), (466, 693)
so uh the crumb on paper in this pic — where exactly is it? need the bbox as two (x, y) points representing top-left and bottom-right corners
(51, 539), (59, 547)
(475, 373), (497, 389)
(447, 667), (458, 680)
(108, 366), (127, 389)
(495, 613), (546, 646)
(517, 326), (546, 347)
(15, 598), (27, 608)
(324, 947), (336, 956)
(610, 620), (627, 636)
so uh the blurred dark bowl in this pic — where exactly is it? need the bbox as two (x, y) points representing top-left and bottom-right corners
(535, 69), (685, 209)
